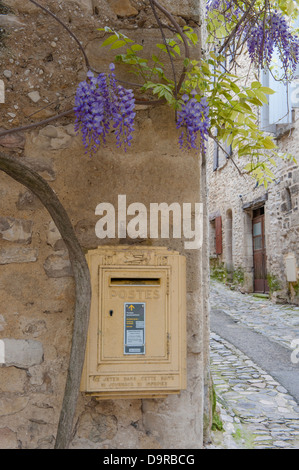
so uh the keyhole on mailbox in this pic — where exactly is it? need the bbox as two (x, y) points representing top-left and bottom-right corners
(109, 310), (113, 317)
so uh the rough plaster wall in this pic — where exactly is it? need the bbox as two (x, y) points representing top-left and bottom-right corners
(0, 0), (208, 449)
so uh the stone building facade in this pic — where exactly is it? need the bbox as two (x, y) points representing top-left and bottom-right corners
(207, 103), (299, 304)
(0, 0), (211, 449)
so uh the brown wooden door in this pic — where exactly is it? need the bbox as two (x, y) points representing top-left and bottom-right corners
(253, 213), (269, 293)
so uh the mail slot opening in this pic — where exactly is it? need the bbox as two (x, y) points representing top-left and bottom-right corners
(110, 277), (161, 286)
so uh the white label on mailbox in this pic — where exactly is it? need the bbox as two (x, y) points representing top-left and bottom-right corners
(124, 302), (145, 355)
(127, 330), (143, 346)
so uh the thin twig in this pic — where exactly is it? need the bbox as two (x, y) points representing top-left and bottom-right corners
(152, 0), (190, 93)
(0, 109), (74, 138)
(260, 0), (268, 66)
(218, 0), (257, 54)
(149, 0), (178, 99)
(208, 130), (245, 176)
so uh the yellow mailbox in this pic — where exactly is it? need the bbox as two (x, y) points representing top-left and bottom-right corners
(80, 245), (187, 399)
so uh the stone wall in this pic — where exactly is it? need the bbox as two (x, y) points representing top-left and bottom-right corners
(0, 0), (210, 449)
(207, 106), (299, 303)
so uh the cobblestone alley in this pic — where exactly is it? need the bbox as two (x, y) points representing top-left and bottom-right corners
(208, 280), (299, 449)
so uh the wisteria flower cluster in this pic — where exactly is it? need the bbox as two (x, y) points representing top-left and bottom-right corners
(74, 64), (136, 155)
(176, 91), (210, 152)
(246, 13), (299, 78)
(206, 1), (299, 79)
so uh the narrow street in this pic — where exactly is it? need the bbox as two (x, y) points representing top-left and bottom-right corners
(209, 280), (299, 449)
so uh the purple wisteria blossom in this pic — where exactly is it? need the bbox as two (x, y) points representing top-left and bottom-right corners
(177, 91), (210, 152)
(206, 1), (299, 79)
(74, 64), (135, 155)
(246, 12), (299, 77)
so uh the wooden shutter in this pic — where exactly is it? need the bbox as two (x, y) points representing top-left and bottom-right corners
(215, 216), (222, 255)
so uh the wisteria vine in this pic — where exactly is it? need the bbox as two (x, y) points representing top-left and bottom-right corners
(74, 64), (136, 155)
(207, 0), (299, 79)
(74, 67), (210, 154)
(73, 1), (299, 156)
(246, 12), (299, 77)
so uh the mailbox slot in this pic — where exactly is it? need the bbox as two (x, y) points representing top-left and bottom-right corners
(110, 277), (161, 286)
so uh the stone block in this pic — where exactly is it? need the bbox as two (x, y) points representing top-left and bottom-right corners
(22, 156), (55, 182)
(75, 219), (99, 249)
(16, 190), (43, 211)
(0, 338), (43, 368)
(39, 125), (58, 139)
(2, 1), (40, 13)
(0, 427), (18, 449)
(0, 246), (38, 264)
(50, 132), (73, 150)
(154, 0), (200, 19)
(28, 365), (44, 386)
(22, 320), (47, 338)
(23, 106), (57, 121)
(43, 252), (73, 278)
(0, 14), (25, 27)
(0, 128), (25, 148)
(76, 412), (118, 443)
(0, 396), (29, 417)
(27, 91), (41, 103)
(108, 0), (138, 17)
(46, 220), (62, 249)
(72, 0), (93, 13)
(290, 183), (299, 195)
(0, 216), (33, 244)
(292, 170), (299, 184)
(0, 366), (27, 392)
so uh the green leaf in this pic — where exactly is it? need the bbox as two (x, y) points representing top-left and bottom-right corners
(243, 163), (254, 172)
(102, 34), (119, 47)
(262, 137), (277, 149)
(259, 86), (276, 95)
(251, 81), (261, 89)
(255, 90), (268, 104)
(130, 44), (144, 52)
(183, 58), (190, 67)
(173, 45), (181, 56)
(287, 0), (295, 15)
(109, 39), (127, 50)
(230, 82), (240, 93)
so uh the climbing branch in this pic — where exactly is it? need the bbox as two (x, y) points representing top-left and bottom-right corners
(27, 0), (91, 69)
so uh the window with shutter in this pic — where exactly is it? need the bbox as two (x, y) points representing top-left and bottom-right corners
(261, 65), (292, 132)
